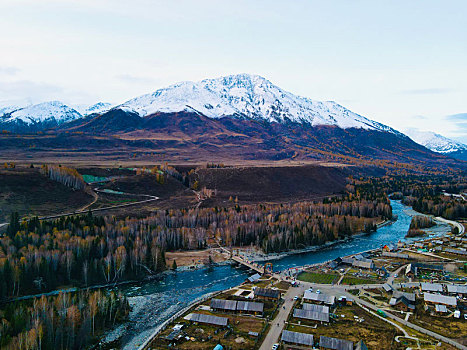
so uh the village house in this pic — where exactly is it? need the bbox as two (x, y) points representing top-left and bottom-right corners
(389, 291), (416, 311)
(382, 251), (410, 259)
(210, 299), (237, 312)
(236, 301), (264, 316)
(184, 313), (228, 326)
(444, 248), (467, 256)
(281, 330), (314, 347)
(424, 293), (457, 308)
(319, 335), (354, 350)
(382, 283), (393, 293)
(253, 287), (281, 301)
(293, 308), (329, 323)
(383, 244), (397, 252)
(421, 282), (444, 293)
(352, 258), (375, 270)
(446, 284), (467, 297)
(210, 298), (264, 315)
(303, 290), (335, 306)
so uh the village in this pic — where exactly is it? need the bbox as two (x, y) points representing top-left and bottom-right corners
(144, 223), (467, 350)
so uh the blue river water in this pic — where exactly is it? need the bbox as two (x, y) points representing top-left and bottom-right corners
(115, 200), (450, 349)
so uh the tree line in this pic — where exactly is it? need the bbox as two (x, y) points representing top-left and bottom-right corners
(0, 196), (391, 299)
(40, 165), (86, 190)
(0, 290), (130, 350)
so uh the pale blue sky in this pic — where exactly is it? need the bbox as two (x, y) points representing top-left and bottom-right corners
(1, 0), (466, 141)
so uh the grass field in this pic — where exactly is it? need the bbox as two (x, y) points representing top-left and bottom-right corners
(341, 276), (379, 285)
(297, 271), (338, 284)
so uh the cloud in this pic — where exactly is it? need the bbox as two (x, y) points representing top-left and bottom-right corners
(444, 113), (467, 137)
(446, 113), (467, 122)
(0, 79), (95, 105)
(116, 74), (160, 85)
(411, 115), (428, 120)
(0, 66), (20, 76)
(400, 88), (452, 95)
(0, 80), (63, 103)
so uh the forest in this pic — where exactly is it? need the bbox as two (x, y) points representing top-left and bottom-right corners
(0, 196), (391, 300)
(349, 174), (467, 220)
(0, 290), (130, 350)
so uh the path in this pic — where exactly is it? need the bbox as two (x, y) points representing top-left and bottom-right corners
(259, 285), (305, 350)
(387, 264), (408, 285)
(434, 216), (464, 235)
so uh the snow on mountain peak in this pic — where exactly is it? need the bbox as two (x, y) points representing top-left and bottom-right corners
(117, 74), (397, 132)
(74, 102), (113, 116)
(6, 101), (82, 125)
(404, 128), (467, 153)
(0, 98), (33, 117)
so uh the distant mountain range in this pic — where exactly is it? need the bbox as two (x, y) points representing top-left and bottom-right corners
(0, 74), (465, 166)
(0, 100), (112, 132)
(404, 128), (467, 161)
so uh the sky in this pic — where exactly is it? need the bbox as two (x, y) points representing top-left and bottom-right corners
(0, 0), (466, 142)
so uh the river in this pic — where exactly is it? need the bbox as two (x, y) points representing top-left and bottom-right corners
(113, 200), (451, 349)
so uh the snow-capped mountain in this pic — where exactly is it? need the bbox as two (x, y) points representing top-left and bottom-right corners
(74, 102), (113, 116)
(0, 99), (33, 117)
(1, 101), (82, 131)
(404, 128), (467, 154)
(116, 74), (398, 133)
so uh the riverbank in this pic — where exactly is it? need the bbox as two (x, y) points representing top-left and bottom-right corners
(237, 219), (394, 263)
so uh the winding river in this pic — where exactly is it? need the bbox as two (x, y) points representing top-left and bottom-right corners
(114, 200), (451, 349)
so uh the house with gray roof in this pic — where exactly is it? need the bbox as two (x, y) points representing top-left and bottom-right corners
(236, 301), (264, 315)
(389, 291), (415, 311)
(424, 293), (457, 307)
(352, 259), (375, 270)
(254, 287), (281, 301)
(210, 298), (237, 312)
(302, 303), (330, 313)
(293, 308), (329, 323)
(281, 330), (314, 346)
(303, 290), (335, 305)
(319, 335), (353, 350)
(184, 313), (228, 326)
(446, 284), (467, 296)
(421, 282), (443, 293)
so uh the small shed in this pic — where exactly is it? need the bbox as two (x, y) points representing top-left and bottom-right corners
(247, 273), (261, 283)
(435, 304), (448, 313)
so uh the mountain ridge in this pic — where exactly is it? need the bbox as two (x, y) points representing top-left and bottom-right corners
(115, 73), (400, 134)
